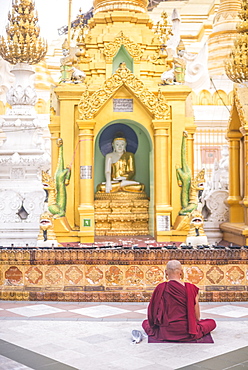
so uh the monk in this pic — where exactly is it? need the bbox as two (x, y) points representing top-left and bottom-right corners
(142, 260), (216, 342)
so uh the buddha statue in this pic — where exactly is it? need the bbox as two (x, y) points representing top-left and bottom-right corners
(97, 136), (145, 193)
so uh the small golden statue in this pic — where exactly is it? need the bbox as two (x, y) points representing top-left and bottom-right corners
(60, 39), (74, 83)
(173, 40), (186, 84)
(97, 135), (145, 193)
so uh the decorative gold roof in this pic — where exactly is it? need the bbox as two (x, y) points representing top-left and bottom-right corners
(93, 0), (148, 14)
(0, 0), (47, 65)
(225, 0), (248, 83)
(78, 63), (170, 121)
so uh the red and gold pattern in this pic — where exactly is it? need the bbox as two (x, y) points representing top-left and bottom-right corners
(185, 266), (204, 285)
(65, 266), (83, 285)
(86, 266), (103, 285)
(25, 267), (43, 285)
(1, 249), (248, 301)
(226, 266), (245, 285)
(146, 266), (164, 285)
(45, 266), (63, 285)
(105, 266), (123, 286)
(206, 266), (224, 285)
(126, 266), (144, 286)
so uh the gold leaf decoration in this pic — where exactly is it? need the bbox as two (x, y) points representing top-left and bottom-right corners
(78, 63), (170, 120)
(103, 31), (143, 61)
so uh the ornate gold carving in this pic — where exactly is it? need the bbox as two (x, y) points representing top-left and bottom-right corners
(78, 64), (170, 120)
(65, 266), (83, 285)
(86, 266), (103, 285)
(25, 267), (43, 285)
(2, 252), (248, 302)
(103, 31), (143, 61)
(225, 0), (248, 83)
(206, 266), (224, 284)
(146, 266), (164, 285)
(233, 86), (248, 127)
(105, 266), (123, 285)
(226, 266), (245, 285)
(149, 11), (172, 66)
(45, 266), (63, 285)
(154, 11), (172, 46)
(95, 191), (148, 201)
(0, 0), (47, 64)
(185, 266), (204, 285)
(94, 192), (149, 236)
(126, 266), (144, 286)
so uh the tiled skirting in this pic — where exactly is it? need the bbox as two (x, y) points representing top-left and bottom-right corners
(1, 248), (248, 302)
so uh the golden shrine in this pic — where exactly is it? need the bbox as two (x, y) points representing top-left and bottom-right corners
(50, 0), (195, 244)
(2, 0), (248, 304)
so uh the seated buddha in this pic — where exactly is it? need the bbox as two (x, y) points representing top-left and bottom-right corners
(97, 136), (145, 193)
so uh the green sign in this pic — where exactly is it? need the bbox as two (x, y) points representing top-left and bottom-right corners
(83, 219), (91, 227)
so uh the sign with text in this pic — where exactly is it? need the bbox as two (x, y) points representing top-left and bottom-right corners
(157, 215), (170, 231)
(113, 98), (133, 112)
(80, 166), (92, 179)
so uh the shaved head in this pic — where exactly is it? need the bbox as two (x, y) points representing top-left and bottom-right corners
(165, 260), (183, 280)
(166, 260), (182, 271)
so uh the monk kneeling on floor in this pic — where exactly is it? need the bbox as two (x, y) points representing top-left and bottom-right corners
(142, 260), (216, 342)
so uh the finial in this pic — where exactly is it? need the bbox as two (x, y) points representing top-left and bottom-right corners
(62, 38), (70, 50)
(177, 39), (185, 52)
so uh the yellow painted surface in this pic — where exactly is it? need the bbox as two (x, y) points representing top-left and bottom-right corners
(223, 86), (248, 242)
(50, 3), (195, 243)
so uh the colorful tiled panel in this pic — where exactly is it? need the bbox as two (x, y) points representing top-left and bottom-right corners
(1, 248), (248, 301)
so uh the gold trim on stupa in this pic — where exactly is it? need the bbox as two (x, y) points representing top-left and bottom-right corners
(208, 0), (241, 76)
(225, 0), (248, 83)
(93, 0), (148, 14)
(0, 0), (47, 65)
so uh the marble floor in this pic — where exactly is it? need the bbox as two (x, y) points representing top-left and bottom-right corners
(1, 301), (248, 369)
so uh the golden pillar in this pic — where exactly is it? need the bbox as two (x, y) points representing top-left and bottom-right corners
(53, 86), (84, 231)
(240, 126), (248, 224)
(49, 118), (60, 174)
(152, 119), (172, 241)
(77, 120), (96, 243)
(185, 125), (196, 175)
(226, 131), (243, 223)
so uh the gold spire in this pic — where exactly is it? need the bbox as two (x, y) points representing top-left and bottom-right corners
(0, 0), (47, 65)
(225, 0), (248, 83)
(93, 0), (148, 14)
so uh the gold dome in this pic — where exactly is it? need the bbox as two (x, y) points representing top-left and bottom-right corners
(93, 0), (148, 14)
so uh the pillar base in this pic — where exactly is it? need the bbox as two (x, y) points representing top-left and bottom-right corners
(78, 206), (95, 243)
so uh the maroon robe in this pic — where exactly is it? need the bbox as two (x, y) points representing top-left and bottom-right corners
(142, 280), (216, 342)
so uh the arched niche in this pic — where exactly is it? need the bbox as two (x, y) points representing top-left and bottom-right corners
(112, 45), (134, 73)
(94, 119), (153, 198)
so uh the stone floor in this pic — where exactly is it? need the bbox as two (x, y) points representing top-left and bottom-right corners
(1, 301), (248, 369)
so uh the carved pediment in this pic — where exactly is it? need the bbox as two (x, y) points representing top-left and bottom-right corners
(103, 31), (143, 61)
(78, 63), (170, 121)
(234, 86), (248, 127)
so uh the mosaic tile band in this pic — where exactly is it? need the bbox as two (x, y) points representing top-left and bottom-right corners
(1, 249), (248, 302)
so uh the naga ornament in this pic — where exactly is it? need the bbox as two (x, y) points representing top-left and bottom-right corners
(43, 138), (71, 218)
(176, 131), (205, 215)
